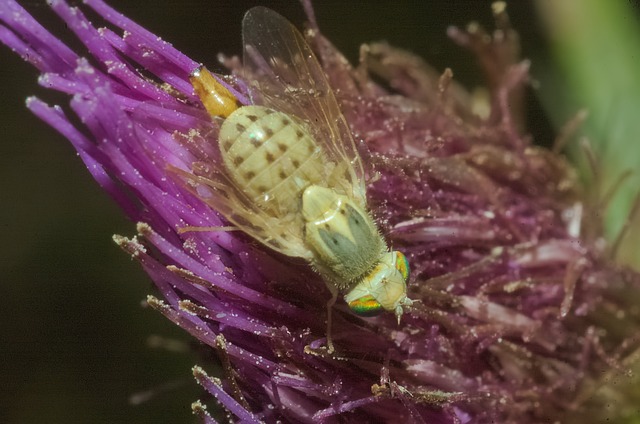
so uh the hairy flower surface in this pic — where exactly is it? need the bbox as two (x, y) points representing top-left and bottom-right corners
(2, 1), (640, 423)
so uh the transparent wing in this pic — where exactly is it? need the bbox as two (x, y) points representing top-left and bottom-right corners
(241, 6), (366, 206)
(170, 160), (313, 260)
(168, 120), (312, 260)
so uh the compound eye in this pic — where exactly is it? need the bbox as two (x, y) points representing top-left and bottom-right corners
(348, 294), (384, 317)
(395, 251), (410, 281)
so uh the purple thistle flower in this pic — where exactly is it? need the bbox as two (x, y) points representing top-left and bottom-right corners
(2, 1), (640, 423)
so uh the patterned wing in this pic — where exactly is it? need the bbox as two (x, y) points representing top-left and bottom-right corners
(241, 7), (366, 207)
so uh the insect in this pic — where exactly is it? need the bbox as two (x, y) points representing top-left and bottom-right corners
(184, 6), (412, 352)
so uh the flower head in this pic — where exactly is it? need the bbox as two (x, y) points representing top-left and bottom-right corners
(2, 1), (640, 422)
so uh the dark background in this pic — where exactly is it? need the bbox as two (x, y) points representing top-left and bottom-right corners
(0, 1), (551, 422)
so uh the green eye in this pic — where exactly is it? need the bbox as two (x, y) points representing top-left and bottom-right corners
(395, 251), (410, 281)
(348, 294), (384, 316)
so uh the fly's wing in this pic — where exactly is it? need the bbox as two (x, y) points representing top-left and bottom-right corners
(241, 7), (367, 207)
(167, 111), (312, 259)
(170, 160), (312, 260)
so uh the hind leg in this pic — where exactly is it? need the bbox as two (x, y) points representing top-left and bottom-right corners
(325, 283), (338, 354)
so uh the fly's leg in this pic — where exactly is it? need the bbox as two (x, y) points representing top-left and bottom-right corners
(325, 283), (338, 354)
(177, 226), (238, 234)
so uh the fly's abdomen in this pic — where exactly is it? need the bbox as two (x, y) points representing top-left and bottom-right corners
(219, 105), (325, 215)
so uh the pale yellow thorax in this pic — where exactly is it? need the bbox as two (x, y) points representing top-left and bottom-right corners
(301, 186), (384, 289)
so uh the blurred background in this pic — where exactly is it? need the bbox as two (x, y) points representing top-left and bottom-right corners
(1, 1), (638, 423)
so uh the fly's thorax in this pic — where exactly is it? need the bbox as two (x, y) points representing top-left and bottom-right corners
(344, 251), (411, 318)
(301, 185), (385, 288)
(219, 105), (326, 216)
